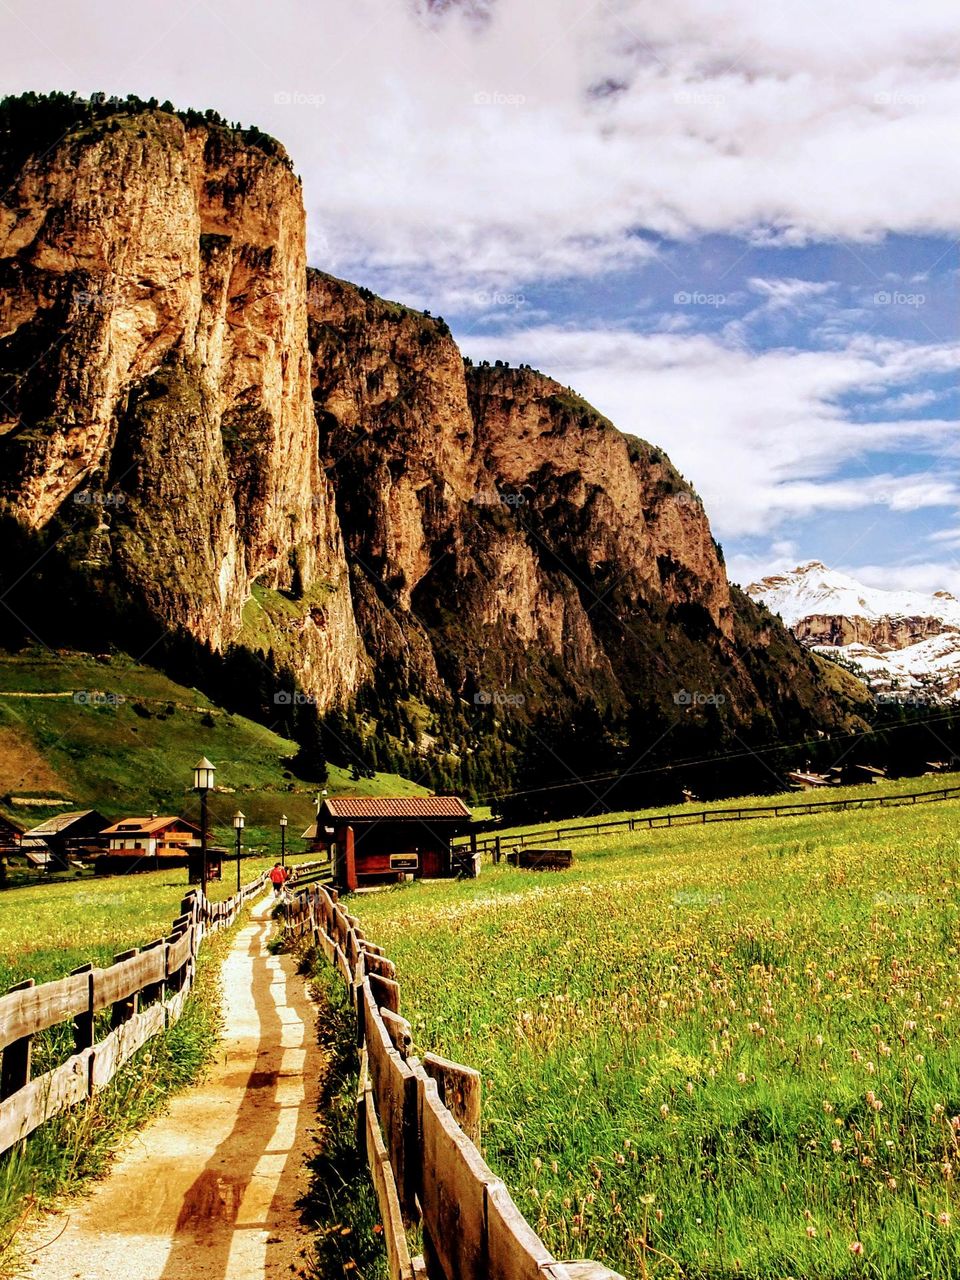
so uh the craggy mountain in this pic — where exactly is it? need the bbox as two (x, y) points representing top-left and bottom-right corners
(0, 96), (869, 804)
(749, 561), (960, 702)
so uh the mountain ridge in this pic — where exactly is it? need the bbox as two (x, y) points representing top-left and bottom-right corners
(0, 96), (871, 801)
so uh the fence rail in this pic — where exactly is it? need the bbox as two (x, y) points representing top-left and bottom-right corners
(285, 883), (624, 1280)
(0, 869), (273, 1160)
(455, 783), (960, 861)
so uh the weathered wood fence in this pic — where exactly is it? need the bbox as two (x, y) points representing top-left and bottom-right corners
(0, 871), (270, 1160)
(284, 883), (624, 1280)
(456, 782), (960, 862)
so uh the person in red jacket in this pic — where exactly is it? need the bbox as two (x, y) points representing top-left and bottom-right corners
(269, 862), (286, 896)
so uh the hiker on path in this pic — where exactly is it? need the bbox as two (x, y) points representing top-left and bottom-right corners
(269, 862), (287, 896)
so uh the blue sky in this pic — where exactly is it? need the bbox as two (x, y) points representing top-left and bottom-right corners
(2, 0), (958, 594)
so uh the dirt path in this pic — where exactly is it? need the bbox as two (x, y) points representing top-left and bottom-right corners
(20, 893), (323, 1280)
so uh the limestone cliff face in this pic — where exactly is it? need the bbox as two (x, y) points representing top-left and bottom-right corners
(0, 110), (361, 705)
(793, 613), (951, 651)
(308, 273), (819, 727)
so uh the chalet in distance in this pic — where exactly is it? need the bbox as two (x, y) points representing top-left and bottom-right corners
(303, 796), (473, 891)
(97, 815), (201, 872)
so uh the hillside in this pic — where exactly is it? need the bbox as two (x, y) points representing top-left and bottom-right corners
(0, 647), (427, 845)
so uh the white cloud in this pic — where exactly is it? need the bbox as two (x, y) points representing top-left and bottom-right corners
(747, 278), (836, 309)
(1, 0), (959, 301)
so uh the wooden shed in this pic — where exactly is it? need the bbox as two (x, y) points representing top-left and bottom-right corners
(303, 796), (472, 891)
(22, 809), (108, 869)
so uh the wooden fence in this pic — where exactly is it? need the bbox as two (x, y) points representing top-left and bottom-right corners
(0, 870), (270, 1160)
(284, 883), (624, 1280)
(455, 782), (960, 862)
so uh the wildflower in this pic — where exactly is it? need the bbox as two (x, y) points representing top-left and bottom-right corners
(814, 1034), (824, 1047)
(831, 1138), (842, 1153)
(887, 1177), (897, 1190)
(806, 1226), (817, 1238)
(615, 1153), (626, 1165)
(737, 1071), (747, 1084)
(938, 1212), (951, 1228)
(659, 1103), (670, 1118)
(655, 1208), (664, 1223)
(823, 1101), (834, 1114)
(533, 1158), (542, 1171)
(849, 1241), (864, 1256)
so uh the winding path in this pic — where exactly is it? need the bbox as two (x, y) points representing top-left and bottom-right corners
(22, 894), (323, 1280)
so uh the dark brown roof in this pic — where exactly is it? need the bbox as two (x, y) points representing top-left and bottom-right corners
(26, 809), (105, 837)
(321, 796), (471, 821)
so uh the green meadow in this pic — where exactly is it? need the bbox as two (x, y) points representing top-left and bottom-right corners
(356, 795), (960, 1279)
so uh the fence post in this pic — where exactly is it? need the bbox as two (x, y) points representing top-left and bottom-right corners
(0, 979), (34, 1102)
(70, 963), (95, 1055)
(110, 948), (139, 1030)
(494, 837), (501, 864)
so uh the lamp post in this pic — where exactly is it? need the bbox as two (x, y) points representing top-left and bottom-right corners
(193, 757), (216, 893)
(233, 810), (245, 894)
(280, 814), (287, 869)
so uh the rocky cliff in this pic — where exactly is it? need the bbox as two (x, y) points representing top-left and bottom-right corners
(0, 98), (868, 786)
(307, 271), (865, 738)
(0, 103), (361, 704)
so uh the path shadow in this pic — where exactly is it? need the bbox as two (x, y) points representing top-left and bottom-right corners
(158, 914), (315, 1280)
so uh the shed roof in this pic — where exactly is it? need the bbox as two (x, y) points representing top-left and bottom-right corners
(25, 809), (105, 837)
(322, 796), (471, 821)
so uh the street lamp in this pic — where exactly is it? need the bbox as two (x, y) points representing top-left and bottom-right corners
(193, 757), (216, 893)
(233, 810), (245, 894)
(280, 814), (287, 868)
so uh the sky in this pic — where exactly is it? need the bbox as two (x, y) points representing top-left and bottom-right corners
(2, 0), (958, 596)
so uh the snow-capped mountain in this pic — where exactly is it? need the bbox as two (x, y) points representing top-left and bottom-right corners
(746, 562), (960, 700)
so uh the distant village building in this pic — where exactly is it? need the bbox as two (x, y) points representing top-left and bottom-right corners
(303, 795), (473, 891)
(0, 812), (24, 857)
(22, 809), (108, 869)
(100, 815), (201, 857)
(97, 815), (203, 874)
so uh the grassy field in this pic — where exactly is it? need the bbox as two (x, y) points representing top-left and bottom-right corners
(0, 852), (321, 991)
(356, 795), (960, 1279)
(0, 646), (428, 851)
(484, 770), (960, 844)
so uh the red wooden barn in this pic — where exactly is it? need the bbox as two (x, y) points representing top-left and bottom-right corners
(303, 795), (472, 891)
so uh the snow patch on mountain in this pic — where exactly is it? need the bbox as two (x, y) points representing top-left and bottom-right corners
(746, 561), (960, 700)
